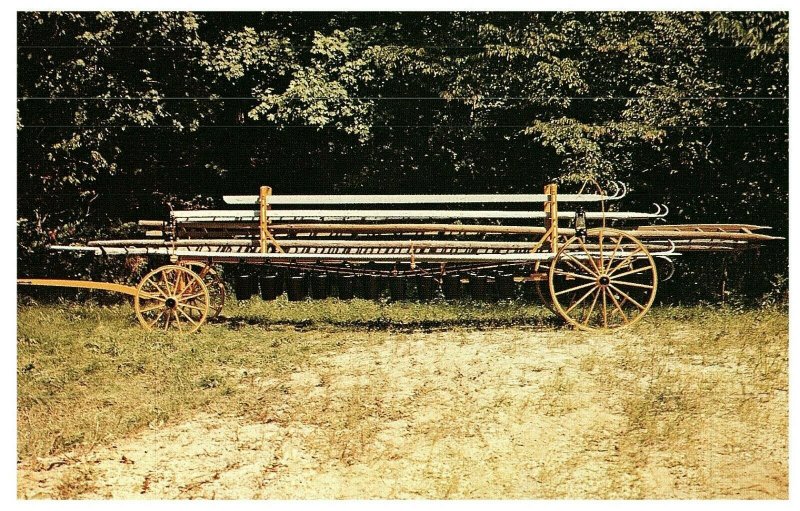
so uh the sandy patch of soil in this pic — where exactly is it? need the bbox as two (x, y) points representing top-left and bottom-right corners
(17, 328), (787, 499)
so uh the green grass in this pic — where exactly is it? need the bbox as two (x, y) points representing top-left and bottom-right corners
(17, 299), (358, 463)
(17, 298), (788, 475)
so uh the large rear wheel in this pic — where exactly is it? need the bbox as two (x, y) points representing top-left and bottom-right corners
(548, 229), (657, 330)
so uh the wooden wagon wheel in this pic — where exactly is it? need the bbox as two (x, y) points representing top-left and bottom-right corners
(134, 265), (210, 333)
(178, 261), (226, 319)
(548, 228), (658, 331)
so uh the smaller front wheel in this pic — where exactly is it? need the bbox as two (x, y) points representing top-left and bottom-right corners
(135, 265), (210, 333)
(548, 229), (658, 330)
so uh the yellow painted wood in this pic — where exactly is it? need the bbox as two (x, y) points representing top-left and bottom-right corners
(543, 183), (559, 253)
(17, 278), (138, 296)
(258, 185), (285, 253)
(259, 185), (269, 253)
(548, 228), (658, 331)
(134, 265), (210, 333)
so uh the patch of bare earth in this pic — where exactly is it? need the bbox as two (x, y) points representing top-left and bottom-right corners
(18, 327), (787, 499)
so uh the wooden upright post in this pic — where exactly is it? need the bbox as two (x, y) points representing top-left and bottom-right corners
(259, 186), (270, 253)
(258, 186), (285, 253)
(544, 182), (559, 253)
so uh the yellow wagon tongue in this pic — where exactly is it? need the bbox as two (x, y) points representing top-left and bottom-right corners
(16, 278), (138, 296)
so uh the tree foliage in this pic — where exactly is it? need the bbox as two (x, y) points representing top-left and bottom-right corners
(17, 11), (788, 301)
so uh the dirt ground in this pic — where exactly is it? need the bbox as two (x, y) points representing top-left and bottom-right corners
(17, 326), (788, 499)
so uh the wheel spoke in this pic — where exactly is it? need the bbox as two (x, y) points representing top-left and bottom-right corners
(562, 257), (592, 276)
(562, 251), (598, 277)
(163, 310), (172, 331)
(139, 303), (165, 313)
(180, 302), (207, 313)
(179, 279), (200, 297)
(601, 290), (608, 328)
(173, 310), (183, 332)
(605, 235), (624, 272)
(610, 265), (654, 280)
(178, 307), (198, 326)
(178, 270), (188, 292)
(177, 307), (199, 325)
(611, 279), (654, 290)
(149, 280), (169, 299)
(172, 270), (181, 295)
(565, 285), (599, 315)
(147, 309), (166, 328)
(181, 291), (207, 301)
(553, 269), (596, 281)
(578, 238), (602, 275)
(606, 289), (629, 324)
(161, 270), (173, 295)
(555, 280), (597, 297)
(174, 269), (184, 294)
(170, 270), (179, 295)
(138, 292), (166, 302)
(608, 284), (646, 311)
(608, 247), (643, 276)
(582, 288), (601, 325)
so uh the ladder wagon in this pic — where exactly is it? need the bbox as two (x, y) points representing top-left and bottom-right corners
(18, 180), (780, 333)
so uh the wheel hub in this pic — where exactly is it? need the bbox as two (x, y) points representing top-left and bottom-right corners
(597, 275), (610, 286)
(165, 297), (178, 309)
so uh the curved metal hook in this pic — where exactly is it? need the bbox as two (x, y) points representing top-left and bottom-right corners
(651, 239), (676, 256)
(651, 203), (669, 218)
(605, 181), (619, 199)
(594, 180), (627, 200)
(614, 181), (628, 200)
(656, 255), (676, 281)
